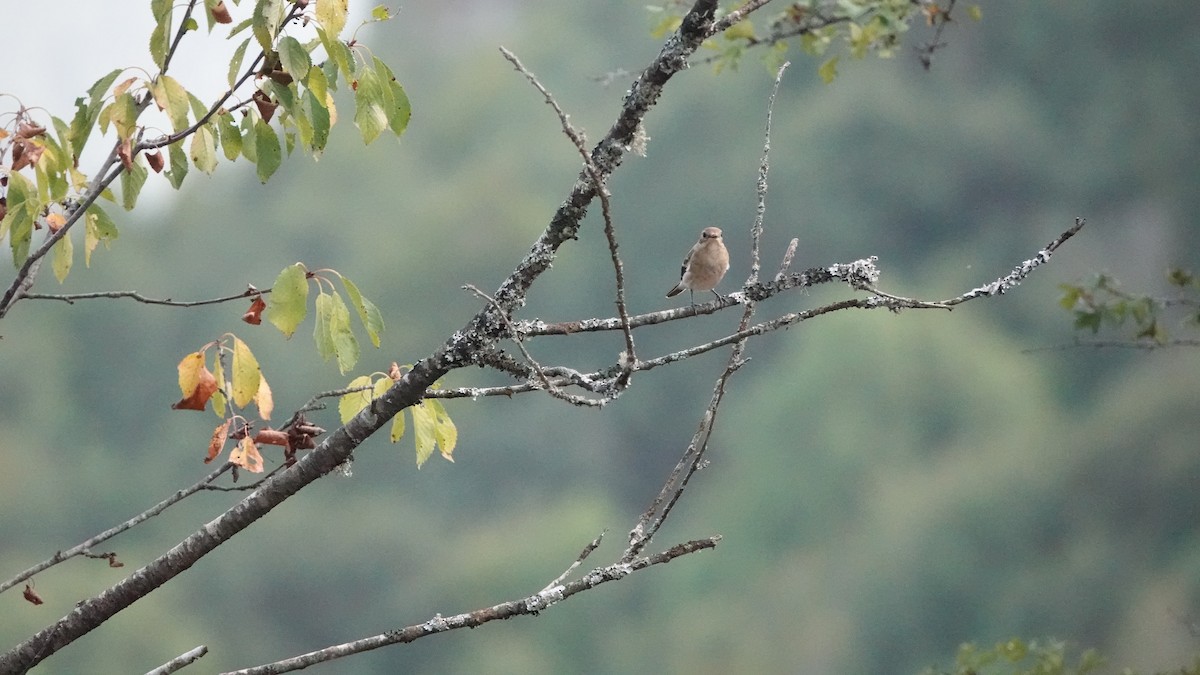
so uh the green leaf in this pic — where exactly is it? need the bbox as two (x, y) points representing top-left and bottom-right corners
(152, 75), (191, 132)
(228, 37), (252, 88)
(254, 119), (282, 183)
(353, 62), (388, 144)
(338, 375), (374, 423)
(251, 0), (284, 52)
(1, 172), (38, 265)
(340, 276), (384, 348)
(306, 64), (329, 105)
(165, 142), (189, 189)
(818, 56), (839, 84)
(1057, 284), (1080, 310)
(120, 158), (149, 210)
(318, 27), (355, 80)
(230, 336), (261, 408)
(411, 401), (437, 468)
(104, 92), (140, 140)
(316, 0), (348, 38)
(191, 124), (219, 173)
(426, 398), (457, 462)
(84, 205), (119, 267)
(216, 109), (242, 159)
(150, 0), (174, 69)
(371, 5), (391, 21)
(304, 89), (331, 155)
(1073, 311), (1102, 334)
(52, 233), (73, 283)
(390, 409), (406, 443)
(314, 291), (335, 362)
(374, 57), (411, 137)
(327, 291), (359, 373)
(265, 263), (309, 337)
(69, 69), (122, 158)
(277, 36), (312, 82)
(240, 112), (257, 161)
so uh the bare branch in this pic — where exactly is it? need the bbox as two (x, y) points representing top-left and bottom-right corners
(499, 46), (638, 391)
(0, 464), (233, 596)
(225, 538), (718, 675)
(22, 286), (265, 308)
(144, 645), (208, 675)
(464, 284), (604, 407)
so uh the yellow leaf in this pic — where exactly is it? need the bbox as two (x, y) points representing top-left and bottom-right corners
(338, 375), (374, 423)
(426, 398), (457, 462)
(411, 401), (436, 468)
(255, 374), (273, 420)
(390, 409), (406, 443)
(229, 436), (264, 473)
(176, 351), (205, 397)
(230, 336), (261, 408)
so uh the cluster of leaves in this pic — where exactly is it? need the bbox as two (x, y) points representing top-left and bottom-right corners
(171, 261), (398, 470)
(0, 0), (410, 286)
(921, 638), (1103, 675)
(1059, 267), (1200, 346)
(922, 637), (1200, 675)
(339, 363), (458, 468)
(647, 0), (981, 79)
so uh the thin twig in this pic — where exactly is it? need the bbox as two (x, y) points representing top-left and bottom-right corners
(22, 286), (266, 307)
(498, 47), (638, 391)
(541, 531), (606, 593)
(464, 284), (603, 407)
(144, 645), (208, 675)
(775, 237), (799, 281)
(0, 464), (233, 596)
(225, 537), (719, 675)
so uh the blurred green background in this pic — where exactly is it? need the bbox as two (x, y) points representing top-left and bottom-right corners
(2, 2), (1199, 673)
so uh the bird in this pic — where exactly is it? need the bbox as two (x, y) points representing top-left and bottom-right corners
(666, 226), (729, 305)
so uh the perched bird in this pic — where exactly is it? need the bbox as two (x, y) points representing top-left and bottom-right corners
(666, 226), (730, 305)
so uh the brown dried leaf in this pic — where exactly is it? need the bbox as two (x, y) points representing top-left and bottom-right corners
(242, 296), (266, 325)
(254, 428), (289, 447)
(146, 150), (164, 173)
(212, 0), (232, 23)
(117, 138), (134, 171)
(16, 122), (46, 139)
(23, 583), (44, 605)
(252, 90), (276, 124)
(205, 419), (232, 463)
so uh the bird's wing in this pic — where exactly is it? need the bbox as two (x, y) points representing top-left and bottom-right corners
(679, 246), (693, 279)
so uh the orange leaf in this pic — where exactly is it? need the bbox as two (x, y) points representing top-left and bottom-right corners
(205, 419), (232, 463)
(172, 351), (218, 411)
(229, 437), (264, 473)
(242, 296), (266, 324)
(23, 583), (44, 605)
(45, 213), (66, 233)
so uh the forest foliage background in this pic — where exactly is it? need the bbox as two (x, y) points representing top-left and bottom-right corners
(1, 1), (1198, 673)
